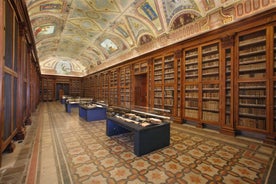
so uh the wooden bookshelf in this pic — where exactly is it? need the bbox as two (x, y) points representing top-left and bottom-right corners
(238, 29), (266, 79)
(183, 42), (220, 125)
(184, 84), (199, 119)
(134, 62), (148, 75)
(152, 53), (178, 117)
(42, 77), (55, 101)
(119, 66), (131, 108)
(84, 76), (93, 98)
(237, 29), (267, 131)
(220, 38), (235, 136)
(164, 55), (175, 115)
(95, 74), (101, 100)
(225, 48), (232, 126)
(201, 43), (220, 124)
(70, 78), (81, 97)
(109, 69), (118, 106)
(183, 47), (199, 120)
(176, 53), (181, 120)
(184, 48), (198, 82)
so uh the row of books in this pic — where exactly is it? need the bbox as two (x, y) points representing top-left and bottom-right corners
(184, 109), (198, 118)
(202, 101), (219, 109)
(239, 45), (265, 54)
(239, 107), (266, 115)
(238, 117), (266, 129)
(239, 98), (265, 105)
(202, 112), (219, 122)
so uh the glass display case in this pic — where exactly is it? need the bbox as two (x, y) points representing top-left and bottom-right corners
(106, 105), (171, 156)
(78, 100), (107, 121)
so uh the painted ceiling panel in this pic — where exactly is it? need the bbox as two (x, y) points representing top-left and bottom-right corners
(24, 0), (276, 76)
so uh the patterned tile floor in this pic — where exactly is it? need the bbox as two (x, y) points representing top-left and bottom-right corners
(0, 102), (276, 184)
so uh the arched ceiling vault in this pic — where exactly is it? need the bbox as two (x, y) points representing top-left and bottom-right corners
(24, 0), (276, 77)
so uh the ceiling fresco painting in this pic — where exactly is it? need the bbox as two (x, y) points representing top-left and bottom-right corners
(24, 0), (276, 77)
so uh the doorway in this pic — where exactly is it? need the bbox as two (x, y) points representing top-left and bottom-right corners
(134, 74), (147, 107)
(56, 83), (69, 100)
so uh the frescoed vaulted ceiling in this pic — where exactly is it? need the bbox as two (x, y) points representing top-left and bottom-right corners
(24, 0), (276, 76)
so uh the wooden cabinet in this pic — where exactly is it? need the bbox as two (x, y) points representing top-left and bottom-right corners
(103, 72), (109, 104)
(201, 43), (220, 123)
(70, 78), (81, 97)
(109, 69), (118, 106)
(184, 48), (199, 119)
(152, 53), (178, 117)
(42, 77), (55, 101)
(83, 76), (90, 98)
(133, 62), (148, 75)
(225, 48), (232, 126)
(236, 29), (268, 132)
(119, 66), (131, 107)
(220, 39), (235, 135)
(183, 42), (220, 126)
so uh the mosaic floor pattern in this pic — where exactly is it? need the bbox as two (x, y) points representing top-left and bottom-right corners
(1, 102), (276, 184)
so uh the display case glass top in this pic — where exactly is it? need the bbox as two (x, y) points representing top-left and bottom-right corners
(107, 105), (171, 129)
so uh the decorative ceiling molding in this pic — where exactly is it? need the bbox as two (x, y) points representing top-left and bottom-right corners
(24, 0), (276, 77)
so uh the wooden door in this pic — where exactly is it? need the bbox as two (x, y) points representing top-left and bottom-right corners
(134, 74), (147, 106)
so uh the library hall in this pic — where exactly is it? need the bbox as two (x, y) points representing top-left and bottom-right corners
(1, 0), (276, 183)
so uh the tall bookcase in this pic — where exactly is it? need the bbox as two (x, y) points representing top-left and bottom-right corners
(42, 77), (55, 101)
(133, 62), (148, 75)
(183, 47), (199, 120)
(152, 53), (178, 117)
(153, 56), (163, 110)
(85, 76), (93, 98)
(70, 78), (81, 97)
(176, 51), (182, 120)
(109, 69), (118, 106)
(183, 41), (220, 126)
(119, 66), (131, 107)
(236, 28), (267, 132)
(103, 72), (109, 104)
(220, 36), (234, 135)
